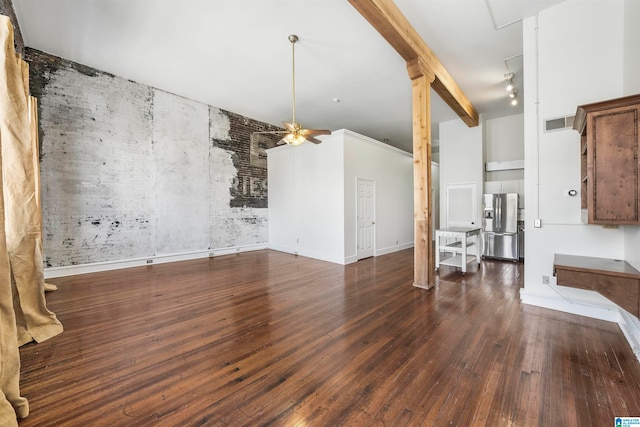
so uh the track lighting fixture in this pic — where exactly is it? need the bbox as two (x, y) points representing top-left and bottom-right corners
(505, 73), (514, 91)
(504, 72), (518, 107)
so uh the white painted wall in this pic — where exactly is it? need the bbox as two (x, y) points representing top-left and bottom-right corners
(296, 139), (345, 262)
(267, 138), (344, 264)
(267, 129), (413, 265)
(266, 147), (297, 252)
(521, 0), (627, 306)
(484, 114), (524, 182)
(623, 0), (640, 95)
(623, 0), (640, 271)
(439, 118), (483, 229)
(342, 130), (413, 262)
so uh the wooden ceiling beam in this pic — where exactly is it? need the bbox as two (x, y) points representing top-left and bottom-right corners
(348, 0), (479, 127)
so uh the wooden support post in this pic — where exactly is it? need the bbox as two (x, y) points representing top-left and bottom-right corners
(407, 58), (435, 289)
(348, 0), (479, 288)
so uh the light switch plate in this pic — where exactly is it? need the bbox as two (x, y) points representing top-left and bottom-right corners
(534, 218), (542, 228)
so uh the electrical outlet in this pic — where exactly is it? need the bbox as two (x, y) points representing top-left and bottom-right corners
(542, 275), (549, 284)
(146, 259), (153, 264)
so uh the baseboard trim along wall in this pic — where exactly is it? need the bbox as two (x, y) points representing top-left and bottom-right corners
(375, 242), (414, 257)
(269, 242), (415, 266)
(268, 244), (348, 265)
(520, 287), (640, 362)
(44, 244), (268, 279)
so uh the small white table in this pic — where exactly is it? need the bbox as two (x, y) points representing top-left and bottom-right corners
(435, 227), (482, 274)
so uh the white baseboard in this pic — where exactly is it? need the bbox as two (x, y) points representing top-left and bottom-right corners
(520, 288), (640, 362)
(270, 242), (414, 266)
(375, 242), (414, 257)
(343, 255), (358, 265)
(44, 244), (267, 278)
(343, 242), (414, 265)
(619, 310), (640, 360)
(267, 244), (347, 265)
(520, 288), (620, 322)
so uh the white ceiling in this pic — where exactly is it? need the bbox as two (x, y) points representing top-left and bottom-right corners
(13, 0), (564, 153)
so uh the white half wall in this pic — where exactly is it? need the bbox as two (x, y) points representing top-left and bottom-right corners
(267, 138), (345, 264)
(266, 146), (297, 252)
(342, 130), (413, 262)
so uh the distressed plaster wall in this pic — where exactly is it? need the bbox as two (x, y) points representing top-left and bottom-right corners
(153, 91), (210, 255)
(25, 48), (280, 268)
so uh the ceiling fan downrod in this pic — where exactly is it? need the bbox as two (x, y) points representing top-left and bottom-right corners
(289, 34), (298, 127)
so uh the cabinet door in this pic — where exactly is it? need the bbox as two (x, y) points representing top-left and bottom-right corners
(588, 105), (640, 224)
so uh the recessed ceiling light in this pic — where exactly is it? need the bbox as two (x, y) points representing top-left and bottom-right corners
(333, 98), (340, 103)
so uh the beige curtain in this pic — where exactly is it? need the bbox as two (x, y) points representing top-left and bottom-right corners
(0, 16), (63, 424)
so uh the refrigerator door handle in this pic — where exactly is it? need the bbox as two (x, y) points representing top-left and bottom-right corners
(495, 195), (502, 231)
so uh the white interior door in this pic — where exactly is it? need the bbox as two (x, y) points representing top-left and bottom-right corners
(357, 179), (375, 260)
(445, 183), (478, 228)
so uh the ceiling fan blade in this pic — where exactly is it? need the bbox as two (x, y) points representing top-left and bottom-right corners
(283, 122), (296, 132)
(300, 128), (331, 136)
(305, 136), (323, 144)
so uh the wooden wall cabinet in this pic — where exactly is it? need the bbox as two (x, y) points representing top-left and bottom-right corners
(574, 94), (640, 225)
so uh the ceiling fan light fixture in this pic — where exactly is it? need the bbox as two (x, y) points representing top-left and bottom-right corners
(252, 34), (330, 145)
(284, 132), (306, 146)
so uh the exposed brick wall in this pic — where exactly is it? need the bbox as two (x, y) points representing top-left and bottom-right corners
(25, 48), (282, 267)
(212, 111), (279, 208)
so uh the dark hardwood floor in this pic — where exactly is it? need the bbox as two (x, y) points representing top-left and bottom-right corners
(18, 249), (640, 426)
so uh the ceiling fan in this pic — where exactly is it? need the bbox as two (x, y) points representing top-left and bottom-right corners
(255, 34), (331, 146)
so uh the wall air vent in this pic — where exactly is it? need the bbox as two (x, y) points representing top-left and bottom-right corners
(544, 115), (575, 132)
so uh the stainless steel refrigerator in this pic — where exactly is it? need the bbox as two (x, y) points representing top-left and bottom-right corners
(482, 193), (519, 260)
